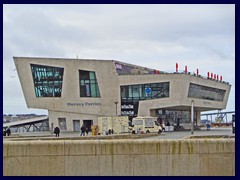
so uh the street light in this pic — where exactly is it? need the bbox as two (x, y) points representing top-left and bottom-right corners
(114, 101), (118, 116)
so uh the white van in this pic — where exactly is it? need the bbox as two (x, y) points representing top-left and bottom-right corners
(131, 116), (162, 134)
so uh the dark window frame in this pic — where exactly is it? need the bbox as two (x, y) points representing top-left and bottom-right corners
(31, 64), (64, 97)
(79, 70), (101, 98)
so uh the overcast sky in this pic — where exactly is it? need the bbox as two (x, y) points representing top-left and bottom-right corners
(3, 4), (235, 115)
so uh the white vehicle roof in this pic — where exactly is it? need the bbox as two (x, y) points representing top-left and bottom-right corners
(133, 116), (156, 119)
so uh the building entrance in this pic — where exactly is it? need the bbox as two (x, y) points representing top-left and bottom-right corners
(83, 120), (93, 132)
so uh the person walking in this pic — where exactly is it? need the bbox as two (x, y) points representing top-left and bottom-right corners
(54, 126), (60, 137)
(6, 127), (11, 136)
(166, 121), (170, 126)
(85, 127), (89, 136)
(206, 123), (211, 131)
(80, 125), (85, 136)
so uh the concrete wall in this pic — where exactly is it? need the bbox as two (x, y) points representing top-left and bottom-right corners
(3, 139), (235, 176)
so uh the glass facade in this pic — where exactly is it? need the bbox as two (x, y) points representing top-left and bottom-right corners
(156, 109), (196, 129)
(79, 70), (100, 97)
(188, 83), (225, 101)
(31, 64), (64, 97)
(121, 82), (169, 117)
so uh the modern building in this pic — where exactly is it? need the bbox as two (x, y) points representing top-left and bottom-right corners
(14, 57), (231, 131)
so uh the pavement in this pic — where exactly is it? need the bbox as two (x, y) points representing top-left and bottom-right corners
(141, 127), (235, 139)
(4, 127), (235, 140)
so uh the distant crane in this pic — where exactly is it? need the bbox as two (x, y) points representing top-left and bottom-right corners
(201, 110), (235, 123)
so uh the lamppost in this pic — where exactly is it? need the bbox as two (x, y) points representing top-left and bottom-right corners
(114, 101), (118, 116)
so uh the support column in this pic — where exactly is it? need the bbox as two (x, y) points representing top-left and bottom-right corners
(196, 112), (201, 125)
(191, 100), (194, 135)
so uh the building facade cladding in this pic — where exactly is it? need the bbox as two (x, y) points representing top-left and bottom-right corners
(118, 74), (231, 115)
(14, 57), (231, 131)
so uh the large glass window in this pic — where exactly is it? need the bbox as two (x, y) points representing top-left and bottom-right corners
(188, 83), (225, 101)
(121, 82), (169, 101)
(79, 70), (100, 97)
(121, 82), (169, 117)
(31, 64), (64, 97)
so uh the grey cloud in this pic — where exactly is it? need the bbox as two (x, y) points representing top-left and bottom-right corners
(4, 11), (94, 57)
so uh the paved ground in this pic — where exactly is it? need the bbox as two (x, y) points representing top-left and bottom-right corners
(141, 127), (235, 139)
(5, 127), (234, 140)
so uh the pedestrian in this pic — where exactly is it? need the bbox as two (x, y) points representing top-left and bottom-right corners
(206, 123), (211, 131)
(166, 121), (170, 126)
(108, 129), (112, 135)
(80, 125), (85, 136)
(85, 127), (89, 136)
(6, 127), (11, 136)
(54, 126), (60, 137)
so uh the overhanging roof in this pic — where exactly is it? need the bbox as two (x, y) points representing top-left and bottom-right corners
(3, 116), (48, 129)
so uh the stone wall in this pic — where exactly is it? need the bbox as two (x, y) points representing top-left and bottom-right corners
(3, 139), (235, 176)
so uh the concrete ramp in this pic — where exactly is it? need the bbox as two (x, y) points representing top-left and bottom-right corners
(3, 116), (48, 129)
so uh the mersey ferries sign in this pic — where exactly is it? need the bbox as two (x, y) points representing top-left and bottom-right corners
(67, 102), (102, 107)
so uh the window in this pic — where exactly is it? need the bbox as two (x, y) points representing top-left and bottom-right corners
(121, 82), (169, 101)
(132, 119), (143, 125)
(79, 70), (100, 97)
(120, 82), (169, 116)
(188, 83), (225, 101)
(31, 64), (64, 97)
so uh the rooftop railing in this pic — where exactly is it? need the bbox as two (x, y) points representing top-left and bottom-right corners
(117, 69), (229, 85)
